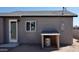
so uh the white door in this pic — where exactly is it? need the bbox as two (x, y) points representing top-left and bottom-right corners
(9, 19), (18, 43)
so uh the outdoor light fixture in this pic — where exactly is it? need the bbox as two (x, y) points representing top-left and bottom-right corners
(17, 16), (22, 22)
(17, 19), (20, 22)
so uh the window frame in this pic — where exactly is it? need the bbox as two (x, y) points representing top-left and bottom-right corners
(25, 20), (36, 32)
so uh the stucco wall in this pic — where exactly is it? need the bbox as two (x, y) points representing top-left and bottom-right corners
(0, 18), (4, 43)
(60, 17), (73, 44)
(18, 17), (73, 44)
(4, 18), (9, 43)
(4, 17), (73, 45)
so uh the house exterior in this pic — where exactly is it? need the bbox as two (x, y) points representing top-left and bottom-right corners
(0, 10), (77, 48)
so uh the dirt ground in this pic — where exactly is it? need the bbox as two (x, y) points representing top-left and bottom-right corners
(53, 38), (79, 52)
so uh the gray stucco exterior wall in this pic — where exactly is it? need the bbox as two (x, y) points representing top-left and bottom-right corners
(0, 18), (4, 43)
(60, 17), (73, 44)
(4, 17), (73, 45)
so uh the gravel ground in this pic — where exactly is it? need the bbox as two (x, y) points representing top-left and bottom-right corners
(53, 38), (79, 52)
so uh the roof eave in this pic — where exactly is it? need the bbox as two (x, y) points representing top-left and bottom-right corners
(21, 15), (78, 17)
(0, 15), (78, 17)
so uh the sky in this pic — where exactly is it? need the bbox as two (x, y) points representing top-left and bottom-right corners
(0, 7), (78, 27)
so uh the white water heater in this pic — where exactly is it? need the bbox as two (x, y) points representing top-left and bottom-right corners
(45, 38), (51, 47)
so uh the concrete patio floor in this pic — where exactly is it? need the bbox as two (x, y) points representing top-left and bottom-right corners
(0, 43), (19, 52)
(9, 38), (79, 52)
(0, 38), (79, 52)
(9, 44), (58, 52)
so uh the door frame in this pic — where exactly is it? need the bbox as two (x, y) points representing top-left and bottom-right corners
(9, 19), (18, 43)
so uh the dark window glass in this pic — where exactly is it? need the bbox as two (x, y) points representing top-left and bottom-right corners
(31, 22), (35, 31)
(26, 21), (36, 32)
(11, 22), (16, 39)
(26, 22), (30, 31)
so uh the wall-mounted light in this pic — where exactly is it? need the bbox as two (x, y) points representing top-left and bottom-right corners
(17, 19), (20, 22)
(17, 16), (22, 22)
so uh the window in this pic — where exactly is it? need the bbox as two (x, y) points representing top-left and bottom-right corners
(25, 21), (36, 32)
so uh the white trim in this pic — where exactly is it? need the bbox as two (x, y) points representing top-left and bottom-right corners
(41, 33), (60, 35)
(41, 35), (44, 48)
(25, 20), (36, 32)
(9, 19), (18, 43)
(41, 33), (60, 49)
(57, 35), (60, 49)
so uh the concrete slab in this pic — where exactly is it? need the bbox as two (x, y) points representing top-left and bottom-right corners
(9, 44), (57, 52)
(0, 43), (19, 48)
